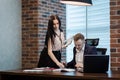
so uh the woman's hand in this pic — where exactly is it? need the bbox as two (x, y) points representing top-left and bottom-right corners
(57, 62), (65, 68)
(63, 37), (73, 48)
(66, 37), (73, 45)
(75, 63), (83, 68)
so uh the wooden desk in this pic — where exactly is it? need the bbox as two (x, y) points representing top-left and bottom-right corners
(0, 70), (120, 80)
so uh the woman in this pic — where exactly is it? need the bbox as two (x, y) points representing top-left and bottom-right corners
(38, 15), (72, 68)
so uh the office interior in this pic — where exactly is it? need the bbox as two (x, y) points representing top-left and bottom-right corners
(0, 0), (120, 72)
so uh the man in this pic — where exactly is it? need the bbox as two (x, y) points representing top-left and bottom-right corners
(66, 33), (97, 69)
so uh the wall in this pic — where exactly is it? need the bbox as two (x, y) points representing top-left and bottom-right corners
(0, 0), (21, 71)
(22, 0), (39, 69)
(110, 0), (120, 70)
(22, 0), (66, 69)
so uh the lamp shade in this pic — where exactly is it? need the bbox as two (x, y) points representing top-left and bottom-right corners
(60, 0), (92, 6)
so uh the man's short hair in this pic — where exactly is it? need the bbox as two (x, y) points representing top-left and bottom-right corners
(74, 33), (85, 41)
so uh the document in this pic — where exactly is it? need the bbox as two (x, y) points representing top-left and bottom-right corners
(23, 67), (54, 72)
(23, 67), (75, 72)
(53, 68), (75, 72)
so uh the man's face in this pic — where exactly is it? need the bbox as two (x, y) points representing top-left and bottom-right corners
(74, 39), (85, 51)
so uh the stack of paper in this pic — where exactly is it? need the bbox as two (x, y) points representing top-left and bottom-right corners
(23, 67), (54, 72)
(23, 67), (75, 72)
(53, 68), (75, 72)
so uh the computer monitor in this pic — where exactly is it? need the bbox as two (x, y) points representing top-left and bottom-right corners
(83, 55), (109, 73)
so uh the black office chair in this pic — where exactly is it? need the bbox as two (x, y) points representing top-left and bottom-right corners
(85, 38), (107, 55)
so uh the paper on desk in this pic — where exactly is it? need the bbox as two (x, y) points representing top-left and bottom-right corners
(23, 67), (75, 72)
(23, 69), (44, 72)
(53, 68), (75, 72)
(23, 67), (54, 72)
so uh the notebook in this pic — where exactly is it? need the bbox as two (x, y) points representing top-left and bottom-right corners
(83, 55), (109, 73)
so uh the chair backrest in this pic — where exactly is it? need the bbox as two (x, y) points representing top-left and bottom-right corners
(85, 38), (99, 46)
(96, 48), (107, 55)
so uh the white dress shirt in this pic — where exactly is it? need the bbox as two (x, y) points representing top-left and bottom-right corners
(75, 44), (85, 66)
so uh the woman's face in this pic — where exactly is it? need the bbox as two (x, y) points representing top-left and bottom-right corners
(74, 39), (85, 51)
(53, 19), (59, 30)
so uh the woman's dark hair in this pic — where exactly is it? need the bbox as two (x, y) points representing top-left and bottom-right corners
(45, 15), (63, 47)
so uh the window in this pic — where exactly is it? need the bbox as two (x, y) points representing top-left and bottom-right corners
(66, 0), (110, 62)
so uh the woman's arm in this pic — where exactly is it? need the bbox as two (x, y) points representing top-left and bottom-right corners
(62, 36), (73, 48)
(48, 38), (64, 68)
(61, 32), (73, 48)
